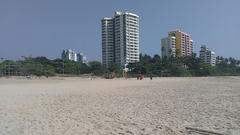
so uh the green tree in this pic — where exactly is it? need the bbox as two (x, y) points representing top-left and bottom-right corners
(88, 61), (107, 76)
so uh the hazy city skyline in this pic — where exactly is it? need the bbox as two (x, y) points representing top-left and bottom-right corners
(0, 0), (239, 61)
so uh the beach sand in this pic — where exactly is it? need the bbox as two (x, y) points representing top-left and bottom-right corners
(0, 77), (239, 135)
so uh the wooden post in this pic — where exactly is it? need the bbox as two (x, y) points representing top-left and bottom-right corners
(186, 127), (225, 135)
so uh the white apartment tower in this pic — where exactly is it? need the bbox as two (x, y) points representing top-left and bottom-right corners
(200, 45), (216, 66)
(161, 36), (176, 58)
(102, 11), (140, 68)
(102, 18), (115, 68)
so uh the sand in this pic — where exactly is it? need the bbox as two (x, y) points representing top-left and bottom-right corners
(0, 76), (239, 135)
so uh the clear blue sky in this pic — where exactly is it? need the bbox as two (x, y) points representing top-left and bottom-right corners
(0, 0), (239, 61)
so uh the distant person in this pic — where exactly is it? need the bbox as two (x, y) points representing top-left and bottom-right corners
(90, 72), (93, 80)
(150, 74), (153, 80)
(137, 74), (140, 80)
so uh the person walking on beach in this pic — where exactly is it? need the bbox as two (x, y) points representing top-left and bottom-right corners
(137, 72), (140, 80)
(150, 74), (153, 80)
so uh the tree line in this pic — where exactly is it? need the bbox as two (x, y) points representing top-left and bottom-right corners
(0, 54), (239, 77)
(127, 54), (240, 77)
(0, 57), (106, 77)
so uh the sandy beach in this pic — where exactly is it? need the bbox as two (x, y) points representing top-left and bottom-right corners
(0, 77), (239, 135)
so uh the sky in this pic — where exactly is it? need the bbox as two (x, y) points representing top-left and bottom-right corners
(0, 0), (239, 61)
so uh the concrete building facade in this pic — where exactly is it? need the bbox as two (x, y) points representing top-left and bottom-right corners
(102, 11), (140, 68)
(161, 36), (176, 58)
(62, 49), (87, 63)
(167, 30), (193, 57)
(77, 53), (87, 64)
(200, 45), (216, 66)
(62, 49), (77, 62)
(102, 18), (115, 68)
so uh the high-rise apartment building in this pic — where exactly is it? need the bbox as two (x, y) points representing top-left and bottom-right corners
(200, 45), (216, 66)
(161, 36), (176, 58)
(102, 18), (115, 68)
(166, 30), (193, 57)
(102, 11), (140, 68)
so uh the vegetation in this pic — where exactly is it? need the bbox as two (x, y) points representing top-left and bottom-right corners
(127, 54), (240, 77)
(0, 55), (240, 77)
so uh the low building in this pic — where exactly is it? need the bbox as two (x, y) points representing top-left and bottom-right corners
(77, 53), (87, 64)
(200, 45), (216, 66)
(62, 49), (87, 63)
(62, 49), (77, 62)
